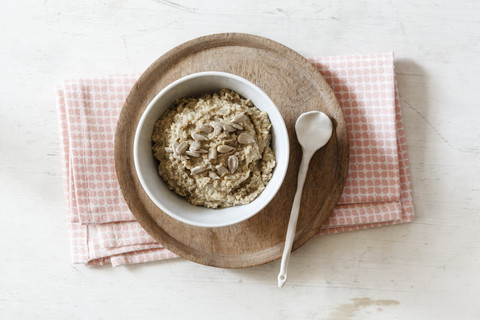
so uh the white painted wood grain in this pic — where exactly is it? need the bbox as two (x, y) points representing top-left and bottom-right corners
(1, 0), (479, 319)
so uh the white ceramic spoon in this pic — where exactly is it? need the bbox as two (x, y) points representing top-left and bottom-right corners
(278, 111), (333, 288)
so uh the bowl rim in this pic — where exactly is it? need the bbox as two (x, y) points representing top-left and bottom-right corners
(133, 71), (290, 227)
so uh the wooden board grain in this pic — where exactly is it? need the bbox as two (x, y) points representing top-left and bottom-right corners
(114, 33), (349, 268)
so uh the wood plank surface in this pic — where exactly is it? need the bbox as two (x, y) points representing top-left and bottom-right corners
(1, 0), (480, 319)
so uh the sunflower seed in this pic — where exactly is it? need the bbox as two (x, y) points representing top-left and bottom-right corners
(189, 141), (201, 151)
(191, 132), (208, 141)
(186, 151), (200, 157)
(198, 125), (213, 134)
(175, 141), (189, 154)
(208, 147), (217, 160)
(197, 149), (208, 154)
(172, 142), (179, 155)
(215, 164), (229, 176)
(223, 123), (237, 132)
(228, 155), (239, 173)
(217, 145), (235, 153)
(230, 122), (243, 130)
(164, 147), (173, 153)
(237, 133), (255, 144)
(209, 171), (220, 180)
(232, 114), (247, 124)
(213, 124), (223, 136)
(191, 166), (207, 175)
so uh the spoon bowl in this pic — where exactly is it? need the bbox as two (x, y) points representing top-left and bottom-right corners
(295, 111), (333, 152)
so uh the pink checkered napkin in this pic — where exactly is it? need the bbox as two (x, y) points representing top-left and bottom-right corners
(56, 52), (414, 266)
(56, 78), (177, 266)
(311, 53), (415, 234)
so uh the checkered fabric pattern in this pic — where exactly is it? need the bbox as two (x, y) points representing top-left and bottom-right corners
(56, 52), (414, 266)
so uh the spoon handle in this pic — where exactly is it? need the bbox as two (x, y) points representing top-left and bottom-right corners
(278, 151), (313, 288)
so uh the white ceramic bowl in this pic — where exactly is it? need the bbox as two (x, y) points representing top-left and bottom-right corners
(134, 72), (289, 227)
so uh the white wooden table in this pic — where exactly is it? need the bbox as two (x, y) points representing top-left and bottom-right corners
(1, 1), (479, 319)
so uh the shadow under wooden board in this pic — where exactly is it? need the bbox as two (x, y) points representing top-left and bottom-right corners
(115, 33), (349, 268)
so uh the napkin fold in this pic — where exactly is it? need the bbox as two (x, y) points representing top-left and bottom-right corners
(56, 52), (414, 266)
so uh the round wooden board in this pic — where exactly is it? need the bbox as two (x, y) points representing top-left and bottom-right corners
(115, 33), (349, 268)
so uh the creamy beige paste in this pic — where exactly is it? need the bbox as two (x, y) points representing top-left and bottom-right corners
(152, 89), (276, 208)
